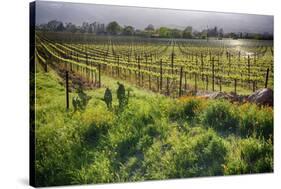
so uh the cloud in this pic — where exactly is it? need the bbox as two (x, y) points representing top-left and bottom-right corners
(35, 1), (273, 34)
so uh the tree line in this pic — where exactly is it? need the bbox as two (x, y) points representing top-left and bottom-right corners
(36, 20), (273, 40)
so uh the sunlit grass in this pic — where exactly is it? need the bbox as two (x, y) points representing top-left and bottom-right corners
(34, 69), (273, 187)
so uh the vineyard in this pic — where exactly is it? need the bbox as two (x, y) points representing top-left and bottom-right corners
(34, 31), (274, 187)
(35, 31), (273, 96)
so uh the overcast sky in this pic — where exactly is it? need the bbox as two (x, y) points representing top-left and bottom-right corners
(35, 0), (273, 34)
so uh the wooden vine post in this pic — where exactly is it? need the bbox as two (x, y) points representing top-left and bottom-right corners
(219, 77), (222, 92)
(138, 56), (141, 86)
(265, 68), (269, 88)
(184, 72), (187, 91)
(148, 66), (151, 90)
(238, 51), (241, 61)
(201, 53), (204, 79)
(86, 52), (88, 65)
(179, 66), (183, 97)
(171, 52), (174, 75)
(65, 71), (69, 110)
(117, 55), (120, 77)
(166, 77), (170, 96)
(206, 76), (209, 90)
(44, 61), (48, 72)
(212, 57), (215, 91)
(98, 63), (101, 88)
(234, 79), (237, 94)
(248, 55), (251, 88)
(160, 59), (163, 91)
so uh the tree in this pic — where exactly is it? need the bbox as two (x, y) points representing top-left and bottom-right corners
(65, 22), (77, 33)
(106, 21), (121, 35)
(46, 20), (65, 31)
(218, 28), (224, 38)
(145, 24), (154, 31)
(159, 27), (171, 38)
(182, 26), (193, 38)
(81, 22), (91, 33)
(170, 29), (182, 38)
(122, 25), (135, 36)
(207, 26), (218, 37)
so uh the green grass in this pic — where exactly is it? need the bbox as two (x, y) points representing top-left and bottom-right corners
(34, 68), (273, 187)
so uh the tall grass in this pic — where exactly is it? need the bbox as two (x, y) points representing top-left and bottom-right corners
(35, 70), (273, 187)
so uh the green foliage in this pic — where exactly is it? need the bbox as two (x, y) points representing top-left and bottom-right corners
(170, 29), (182, 38)
(169, 98), (202, 122)
(106, 21), (121, 35)
(158, 27), (171, 38)
(168, 128), (227, 177)
(224, 137), (273, 175)
(201, 100), (239, 134)
(182, 99), (201, 120)
(239, 103), (273, 139)
(70, 152), (113, 184)
(122, 25), (135, 36)
(143, 127), (227, 179)
(35, 113), (86, 186)
(35, 71), (273, 186)
(72, 86), (91, 111)
(182, 26), (193, 38)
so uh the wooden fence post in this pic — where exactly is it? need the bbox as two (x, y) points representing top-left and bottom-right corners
(171, 52), (174, 75)
(167, 77), (170, 96)
(160, 59), (163, 91)
(212, 57), (215, 91)
(219, 77), (222, 92)
(206, 75), (209, 90)
(201, 53), (204, 79)
(148, 66), (151, 90)
(44, 62), (48, 72)
(238, 51), (241, 61)
(234, 79), (237, 94)
(194, 73), (197, 93)
(248, 55), (251, 88)
(184, 72), (187, 90)
(65, 71), (69, 110)
(117, 55), (120, 77)
(179, 66), (183, 97)
(265, 68), (269, 88)
(98, 64), (101, 88)
(138, 56), (141, 86)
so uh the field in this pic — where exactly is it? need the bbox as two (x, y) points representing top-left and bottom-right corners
(34, 31), (273, 187)
(36, 32), (273, 96)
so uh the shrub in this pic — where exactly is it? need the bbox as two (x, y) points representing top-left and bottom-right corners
(224, 137), (273, 175)
(70, 152), (112, 184)
(72, 87), (91, 112)
(79, 105), (114, 145)
(142, 140), (171, 180)
(116, 134), (139, 160)
(169, 98), (202, 122)
(35, 118), (85, 186)
(169, 128), (227, 177)
(239, 103), (273, 139)
(201, 100), (239, 134)
(183, 99), (201, 120)
(143, 127), (228, 179)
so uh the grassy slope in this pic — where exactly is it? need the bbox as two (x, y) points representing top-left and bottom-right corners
(35, 67), (273, 187)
